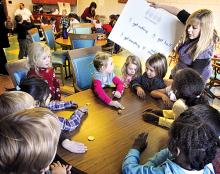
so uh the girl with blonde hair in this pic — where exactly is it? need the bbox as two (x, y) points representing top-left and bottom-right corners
(149, 1), (218, 82)
(121, 55), (142, 88)
(27, 42), (61, 100)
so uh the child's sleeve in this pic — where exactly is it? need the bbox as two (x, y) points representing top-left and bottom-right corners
(122, 149), (164, 174)
(144, 148), (172, 167)
(93, 79), (112, 104)
(112, 76), (124, 94)
(150, 78), (166, 91)
(47, 100), (78, 111)
(172, 99), (188, 119)
(58, 107), (88, 132)
(130, 76), (143, 91)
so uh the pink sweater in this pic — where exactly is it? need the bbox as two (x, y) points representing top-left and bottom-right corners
(93, 72), (124, 104)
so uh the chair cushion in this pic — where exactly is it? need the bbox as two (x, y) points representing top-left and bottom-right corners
(72, 54), (96, 90)
(31, 33), (41, 42)
(72, 40), (95, 49)
(14, 69), (28, 86)
(44, 30), (55, 49)
(52, 51), (67, 64)
(74, 27), (91, 34)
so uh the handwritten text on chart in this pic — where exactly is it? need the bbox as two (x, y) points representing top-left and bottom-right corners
(127, 18), (173, 49)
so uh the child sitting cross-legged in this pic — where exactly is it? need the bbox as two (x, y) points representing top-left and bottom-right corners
(0, 108), (72, 174)
(121, 55), (142, 88)
(122, 104), (220, 174)
(131, 53), (169, 102)
(92, 52), (125, 109)
(143, 68), (208, 128)
(19, 77), (88, 153)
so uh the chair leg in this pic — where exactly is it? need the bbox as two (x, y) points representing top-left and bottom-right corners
(60, 65), (64, 86)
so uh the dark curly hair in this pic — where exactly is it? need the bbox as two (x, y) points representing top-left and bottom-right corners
(19, 77), (50, 107)
(168, 104), (220, 170)
(172, 68), (208, 106)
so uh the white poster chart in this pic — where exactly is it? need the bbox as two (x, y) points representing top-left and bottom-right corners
(109, 0), (184, 60)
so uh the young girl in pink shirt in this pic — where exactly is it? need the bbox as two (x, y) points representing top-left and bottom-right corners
(121, 55), (142, 88)
(92, 52), (124, 109)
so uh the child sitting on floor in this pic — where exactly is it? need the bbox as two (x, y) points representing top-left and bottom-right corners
(123, 105), (220, 174)
(143, 68), (208, 128)
(92, 52), (124, 109)
(131, 53), (168, 99)
(0, 108), (72, 174)
(19, 77), (88, 153)
(27, 42), (61, 100)
(121, 55), (142, 88)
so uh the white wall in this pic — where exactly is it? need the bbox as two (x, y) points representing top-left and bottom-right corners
(77, 0), (125, 20)
(77, 0), (220, 31)
(6, 0), (220, 30)
(6, 0), (33, 20)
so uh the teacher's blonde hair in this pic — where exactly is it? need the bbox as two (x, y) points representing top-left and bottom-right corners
(183, 9), (217, 61)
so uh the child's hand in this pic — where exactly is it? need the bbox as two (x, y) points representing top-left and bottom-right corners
(62, 139), (88, 153)
(51, 161), (72, 174)
(132, 132), (148, 153)
(136, 87), (146, 99)
(109, 100), (124, 109)
(78, 105), (88, 113)
(112, 91), (121, 98)
(162, 95), (172, 107)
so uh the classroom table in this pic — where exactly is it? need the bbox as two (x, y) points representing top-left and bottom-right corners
(55, 37), (108, 48)
(57, 88), (168, 174)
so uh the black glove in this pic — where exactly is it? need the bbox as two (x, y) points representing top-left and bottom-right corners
(143, 108), (163, 116)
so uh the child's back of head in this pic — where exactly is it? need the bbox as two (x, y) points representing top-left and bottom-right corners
(0, 91), (35, 118)
(20, 77), (51, 107)
(169, 104), (220, 170)
(93, 51), (111, 72)
(185, 104), (220, 138)
(0, 108), (61, 174)
(14, 14), (23, 23)
(172, 68), (208, 106)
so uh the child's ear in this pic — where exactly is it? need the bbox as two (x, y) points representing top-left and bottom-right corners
(100, 65), (105, 72)
(172, 147), (181, 157)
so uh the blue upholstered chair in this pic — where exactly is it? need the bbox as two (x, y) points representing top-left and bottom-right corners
(28, 28), (41, 42)
(72, 23), (93, 34)
(74, 27), (92, 34)
(68, 46), (102, 92)
(6, 59), (29, 89)
(69, 33), (97, 50)
(42, 25), (68, 85)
